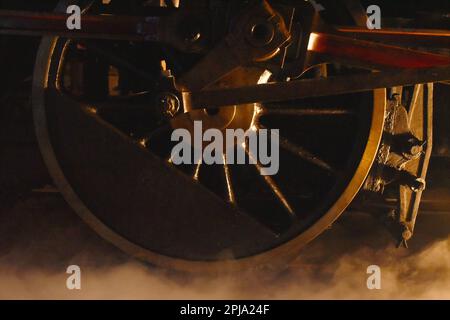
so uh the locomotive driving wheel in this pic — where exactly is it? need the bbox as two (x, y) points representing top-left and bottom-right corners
(32, 0), (387, 272)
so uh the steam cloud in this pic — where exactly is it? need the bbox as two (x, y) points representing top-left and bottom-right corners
(0, 196), (449, 299)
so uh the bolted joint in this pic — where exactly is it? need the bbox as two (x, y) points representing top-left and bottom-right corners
(156, 92), (181, 118)
(401, 136), (424, 159)
(401, 224), (413, 242)
(410, 178), (426, 193)
(226, 0), (291, 63)
(247, 20), (276, 48)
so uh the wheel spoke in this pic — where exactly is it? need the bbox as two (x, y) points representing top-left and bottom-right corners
(222, 154), (236, 204)
(193, 158), (202, 181)
(258, 167), (295, 218)
(278, 136), (336, 174)
(244, 146), (296, 218)
(257, 124), (336, 174)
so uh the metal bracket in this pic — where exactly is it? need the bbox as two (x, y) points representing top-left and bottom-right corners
(363, 84), (434, 247)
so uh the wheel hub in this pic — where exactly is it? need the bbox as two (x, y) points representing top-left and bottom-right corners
(170, 68), (266, 138)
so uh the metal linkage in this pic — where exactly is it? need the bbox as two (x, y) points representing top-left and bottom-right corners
(361, 85), (434, 247)
(0, 7), (210, 53)
(0, 9), (161, 41)
(184, 66), (450, 110)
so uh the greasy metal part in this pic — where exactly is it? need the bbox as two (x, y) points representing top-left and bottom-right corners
(156, 92), (180, 117)
(362, 84), (434, 247)
(277, 135), (335, 174)
(335, 27), (450, 48)
(397, 84), (433, 245)
(307, 32), (450, 70)
(172, 67), (263, 142)
(258, 108), (353, 116)
(178, 0), (291, 95)
(185, 66), (450, 109)
(222, 154), (236, 204)
(2, 1), (449, 88)
(268, 1), (318, 80)
(155, 63), (182, 119)
(257, 123), (335, 174)
(363, 94), (401, 194)
(0, 9), (160, 41)
(0, 8), (209, 53)
(245, 145), (296, 218)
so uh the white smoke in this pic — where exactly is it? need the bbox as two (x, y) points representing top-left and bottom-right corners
(0, 197), (449, 300)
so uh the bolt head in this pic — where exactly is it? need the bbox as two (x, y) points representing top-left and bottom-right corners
(157, 93), (180, 118)
(410, 145), (423, 155)
(248, 22), (275, 47)
(402, 228), (412, 241)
